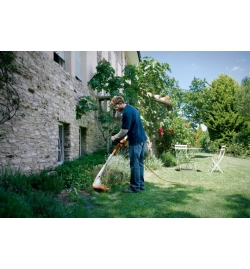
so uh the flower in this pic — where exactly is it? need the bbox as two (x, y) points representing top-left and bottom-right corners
(158, 126), (164, 136)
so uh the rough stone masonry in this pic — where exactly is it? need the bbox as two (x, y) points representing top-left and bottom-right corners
(0, 51), (103, 173)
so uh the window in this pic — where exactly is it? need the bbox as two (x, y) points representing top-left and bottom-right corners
(58, 123), (64, 165)
(99, 98), (111, 112)
(54, 51), (65, 69)
(75, 51), (82, 81)
(58, 123), (70, 164)
(79, 127), (87, 156)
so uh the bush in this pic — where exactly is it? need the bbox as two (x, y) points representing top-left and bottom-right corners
(29, 170), (64, 195)
(145, 154), (164, 170)
(27, 191), (67, 218)
(55, 150), (106, 191)
(93, 154), (130, 191)
(0, 166), (31, 195)
(160, 151), (176, 167)
(226, 143), (245, 157)
(0, 187), (33, 217)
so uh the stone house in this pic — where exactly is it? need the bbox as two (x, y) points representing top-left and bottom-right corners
(0, 51), (140, 173)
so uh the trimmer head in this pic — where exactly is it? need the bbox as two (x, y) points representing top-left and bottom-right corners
(93, 176), (107, 192)
(93, 185), (107, 192)
(92, 137), (127, 193)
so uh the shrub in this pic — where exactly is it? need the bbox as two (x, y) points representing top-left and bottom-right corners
(226, 143), (245, 157)
(160, 151), (176, 167)
(0, 187), (33, 217)
(29, 170), (64, 195)
(26, 191), (67, 218)
(55, 150), (106, 191)
(93, 154), (130, 191)
(0, 166), (31, 195)
(145, 154), (164, 170)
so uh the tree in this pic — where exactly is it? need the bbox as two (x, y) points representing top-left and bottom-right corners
(203, 74), (245, 143)
(77, 57), (195, 153)
(235, 76), (250, 121)
(0, 52), (23, 125)
(123, 56), (175, 135)
(182, 77), (208, 128)
(76, 59), (126, 146)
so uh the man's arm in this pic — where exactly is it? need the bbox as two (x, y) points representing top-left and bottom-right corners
(111, 129), (128, 142)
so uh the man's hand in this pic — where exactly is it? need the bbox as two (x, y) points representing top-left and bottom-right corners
(111, 129), (129, 142)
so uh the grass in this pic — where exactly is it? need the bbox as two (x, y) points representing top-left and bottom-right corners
(83, 153), (250, 218)
(1, 152), (250, 218)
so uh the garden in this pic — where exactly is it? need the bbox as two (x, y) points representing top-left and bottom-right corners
(1, 53), (250, 218)
(1, 148), (249, 218)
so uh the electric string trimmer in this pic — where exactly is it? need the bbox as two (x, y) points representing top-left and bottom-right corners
(92, 136), (127, 191)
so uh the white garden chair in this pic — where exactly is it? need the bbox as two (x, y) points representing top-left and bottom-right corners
(209, 146), (226, 173)
(175, 145), (196, 172)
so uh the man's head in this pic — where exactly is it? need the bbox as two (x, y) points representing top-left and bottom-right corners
(111, 96), (126, 112)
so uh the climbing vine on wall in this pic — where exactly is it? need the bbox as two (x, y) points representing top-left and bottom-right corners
(0, 51), (23, 125)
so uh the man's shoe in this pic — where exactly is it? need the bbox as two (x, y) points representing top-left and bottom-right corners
(140, 188), (145, 191)
(122, 188), (139, 193)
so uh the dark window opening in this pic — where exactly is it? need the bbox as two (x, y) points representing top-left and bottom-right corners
(54, 52), (65, 69)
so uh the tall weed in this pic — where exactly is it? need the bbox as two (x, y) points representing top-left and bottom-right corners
(145, 154), (164, 170)
(93, 154), (130, 190)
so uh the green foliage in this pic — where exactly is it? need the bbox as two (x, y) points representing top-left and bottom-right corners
(193, 124), (204, 147)
(133, 57), (177, 144)
(94, 154), (130, 191)
(55, 150), (106, 191)
(76, 96), (99, 119)
(88, 59), (122, 96)
(28, 170), (64, 195)
(145, 154), (164, 170)
(198, 130), (210, 150)
(0, 187), (33, 217)
(0, 167), (67, 217)
(183, 77), (208, 128)
(155, 116), (195, 155)
(79, 57), (182, 154)
(160, 151), (176, 167)
(192, 124), (210, 149)
(0, 149), (108, 217)
(77, 61), (124, 145)
(0, 51), (22, 86)
(26, 191), (67, 218)
(0, 166), (64, 196)
(203, 75), (245, 144)
(207, 141), (224, 154)
(79, 57), (250, 157)
(235, 76), (250, 121)
(0, 166), (31, 195)
(0, 51), (23, 124)
(1, 150), (250, 217)
(226, 143), (246, 157)
(226, 127), (250, 157)
(232, 127), (250, 147)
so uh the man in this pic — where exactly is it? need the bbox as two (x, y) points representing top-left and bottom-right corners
(111, 96), (147, 193)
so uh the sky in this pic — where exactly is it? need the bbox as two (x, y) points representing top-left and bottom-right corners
(140, 51), (250, 90)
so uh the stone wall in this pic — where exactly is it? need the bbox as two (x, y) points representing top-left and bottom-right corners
(0, 51), (104, 173)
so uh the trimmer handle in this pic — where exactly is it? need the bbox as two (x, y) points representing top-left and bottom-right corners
(112, 136), (127, 154)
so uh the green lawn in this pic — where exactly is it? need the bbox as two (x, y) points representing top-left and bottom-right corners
(85, 153), (250, 218)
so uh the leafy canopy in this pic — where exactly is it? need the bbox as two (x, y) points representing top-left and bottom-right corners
(77, 57), (195, 151)
(203, 74), (245, 142)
